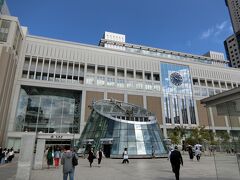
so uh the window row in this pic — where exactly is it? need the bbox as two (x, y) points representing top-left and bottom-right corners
(193, 87), (226, 97)
(86, 75), (161, 91)
(192, 78), (238, 89)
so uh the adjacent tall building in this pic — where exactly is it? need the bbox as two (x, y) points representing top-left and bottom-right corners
(0, 15), (25, 146)
(224, 0), (240, 68)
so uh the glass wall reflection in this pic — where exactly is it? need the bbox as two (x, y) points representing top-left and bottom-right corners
(160, 63), (196, 125)
(15, 86), (81, 133)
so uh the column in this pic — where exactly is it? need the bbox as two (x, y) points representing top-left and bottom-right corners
(33, 138), (46, 170)
(16, 134), (36, 180)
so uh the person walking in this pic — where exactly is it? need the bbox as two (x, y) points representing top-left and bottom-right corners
(195, 148), (201, 162)
(46, 147), (53, 169)
(87, 148), (95, 167)
(188, 145), (194, 160)
(170, 146), (183, 180)
(0, 147), (3, 164)
(152, 146), (155, 158)
(61, 146), (78, 180)
(7, 148), (14, 163)
(96, 148), (104, 167)
(4, 149), (9, 163)
(54, 147), (61, 168)
(122, 148), (129, 164)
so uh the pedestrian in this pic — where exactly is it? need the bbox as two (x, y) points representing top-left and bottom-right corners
(46, 147), (53, 169)
(1, 148), (6, 164)
(170, 146), (183, 180)
(167, 147), (173, 160)
(152, 146), (155, 158)
(188, 145), (194, 160)
(4, 149), (9, 163)
(87, 148), (95, 167)
(61, 146), (78, 180)
(122, 148), (129, 164)
(54, 147), (61, 168)
(8, 148), (14, 162)
(96, 148), (104, 167)
(0, 147), (2, 164)
(195, 148), (201, 162)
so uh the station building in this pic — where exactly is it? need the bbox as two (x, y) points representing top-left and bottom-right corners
(1, 15), (240, 151)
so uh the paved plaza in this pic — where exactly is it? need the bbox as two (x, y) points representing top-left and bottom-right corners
(0, 154), (239, 180)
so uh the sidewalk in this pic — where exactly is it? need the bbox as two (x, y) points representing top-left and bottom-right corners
(0, 154), (18, 180)
(31, 154), (239, 180)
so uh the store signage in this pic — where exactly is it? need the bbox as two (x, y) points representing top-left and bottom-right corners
(50, 135), (63, 139)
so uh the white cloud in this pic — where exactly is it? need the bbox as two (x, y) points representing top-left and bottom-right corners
(200, 20), (231, 40)
(216, 21), (227, 30)
(200, 28), (214, 39)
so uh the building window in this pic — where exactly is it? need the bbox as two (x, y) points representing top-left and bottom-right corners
(153, 83), (161, 91)
(136, 81), (144, 90)
(15, 86), (81, 133)
(201, 88), (208, 97)
(145, 82), (152, 91)
(86, 75), (95, 85)
(96, 76), (105, 86)
(164, 97), (171, 124)
(0, 19), (10, 42)
(173, 97), (180, 124)
(106, 77), (115, 87)
(126, 80), (134, 89)
(208, 89), (215, 96)
(189, 99), (196, 124)
(193, 78), (199, 85)
(117, 78), (125, 88)
(181, 98), (188, 124)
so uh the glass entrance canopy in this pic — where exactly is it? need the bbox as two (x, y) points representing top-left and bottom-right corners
(78, 99), (167, 158)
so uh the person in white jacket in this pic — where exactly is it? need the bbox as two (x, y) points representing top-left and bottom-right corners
(195, 147), (201, 161)
(96, 148), (105, 167)
(122, 148), (129, 164)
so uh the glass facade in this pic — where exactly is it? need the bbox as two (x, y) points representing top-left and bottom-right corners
(161, 63), (196, 125)
(78, 100), (167, 157)
(15, 86), (81, 133)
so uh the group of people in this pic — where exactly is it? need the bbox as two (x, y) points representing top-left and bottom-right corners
(86, 147), (130, 167)
(187, 145), (202, 161)
(0, 147), (14, 165)
(87, 148), (104, 167)
(45, 146), (62, 169)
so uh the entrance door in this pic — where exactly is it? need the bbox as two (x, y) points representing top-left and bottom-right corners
(103, 144), (112, 158)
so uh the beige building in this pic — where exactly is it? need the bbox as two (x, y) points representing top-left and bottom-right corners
(2, 24), (240, 150)
(0, 15), (25, 146)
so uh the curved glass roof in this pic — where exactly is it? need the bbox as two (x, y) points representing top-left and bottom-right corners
(92, 99), (156, 123)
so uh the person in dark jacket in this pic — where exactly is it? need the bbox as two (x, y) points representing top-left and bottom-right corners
(87, 148), (94, 167)
(170, 146), (183, 180)
(0, 147), (2, 164)
(188, 145), (194, 160)
(61, 146), (78, 180)
(46, 147), (53, 169)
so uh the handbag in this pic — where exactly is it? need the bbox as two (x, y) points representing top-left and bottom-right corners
(72, 154), (78, 166)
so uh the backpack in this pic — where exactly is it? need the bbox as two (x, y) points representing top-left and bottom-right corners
(72, 154), (78, 166)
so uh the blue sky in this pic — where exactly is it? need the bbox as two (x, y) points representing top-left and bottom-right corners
(7, 0), (232, 56)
